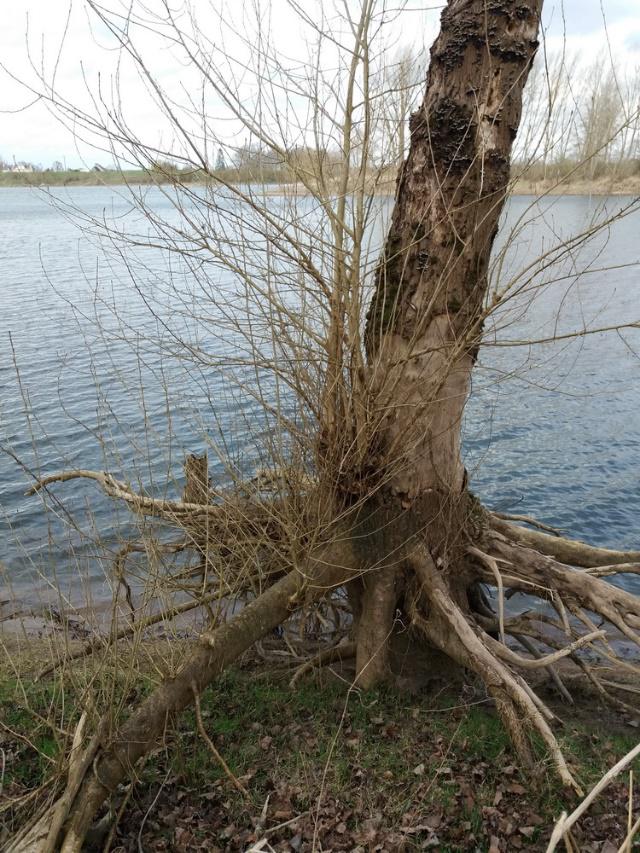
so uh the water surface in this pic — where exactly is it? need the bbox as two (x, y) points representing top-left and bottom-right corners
(1, 186), (638, 603)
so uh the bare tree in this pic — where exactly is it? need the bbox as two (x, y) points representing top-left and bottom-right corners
(4, 0), (640, 849)
(514, 49), (640, 186)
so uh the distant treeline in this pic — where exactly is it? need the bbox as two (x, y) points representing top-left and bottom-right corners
(3, 51), (639, 193)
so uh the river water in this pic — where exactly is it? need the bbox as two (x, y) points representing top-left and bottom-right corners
(1, 186), (639, 605)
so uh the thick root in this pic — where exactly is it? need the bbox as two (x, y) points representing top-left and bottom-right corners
(409, 545), (582, 793)
(491, 515), (640, 568)
(354, 566), (398, 688)
(486, 533), (640, 651)
(45, 542), (355, 853)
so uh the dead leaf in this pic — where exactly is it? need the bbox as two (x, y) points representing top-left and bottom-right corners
(413, 763), (425, 776)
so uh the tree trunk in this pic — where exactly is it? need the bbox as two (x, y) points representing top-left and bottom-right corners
(353, 0), (543, 675)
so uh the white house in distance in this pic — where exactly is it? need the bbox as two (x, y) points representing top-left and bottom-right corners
(1, 162), (34, 173)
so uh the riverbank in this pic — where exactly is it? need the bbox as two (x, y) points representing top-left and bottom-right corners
(1, 644), (638, 851)
(512, 174), (640, 196)
(2, 169), (639, 196)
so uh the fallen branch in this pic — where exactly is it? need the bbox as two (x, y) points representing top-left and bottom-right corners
(289, 640), (356, 687)
(546, 742), (640, 852)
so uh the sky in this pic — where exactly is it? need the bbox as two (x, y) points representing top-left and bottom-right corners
(1, 0), (639, 170)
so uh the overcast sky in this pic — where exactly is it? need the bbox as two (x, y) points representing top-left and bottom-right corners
(1, 0), (639, 169)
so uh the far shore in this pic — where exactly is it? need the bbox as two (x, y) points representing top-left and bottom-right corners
(1, 169), (639, 197)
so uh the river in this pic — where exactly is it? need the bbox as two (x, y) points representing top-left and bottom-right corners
(1, 186), (638, 606)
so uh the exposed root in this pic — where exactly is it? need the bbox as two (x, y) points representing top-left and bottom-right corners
(409, 545), (582, 794)
(490, 516), (640, 568)
(289, 640), (356, 687)
(17, 470), (640, 851)
(481, 628), (605, 670)
(487, 534), (640, 650)
(468, 546), (506, 643)
(469, 529), (640, 720)
(52, 542), (355, 853)
(492, 512), (563, 536)
(354, 566), (398, 688)
(513, 634), (574, 705)
(569, 658), (639, 717)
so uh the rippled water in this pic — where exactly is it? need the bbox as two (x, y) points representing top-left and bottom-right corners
(1, 186), (638, 603)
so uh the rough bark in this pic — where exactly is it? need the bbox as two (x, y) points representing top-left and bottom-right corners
(354, 0), (543, 671)
(366, 0), (542, 499)
(354, 565), (398, 687)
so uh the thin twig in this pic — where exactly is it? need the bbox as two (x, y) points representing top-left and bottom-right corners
(192, 687), (248, 797)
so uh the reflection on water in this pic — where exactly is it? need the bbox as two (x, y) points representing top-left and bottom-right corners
(0, 186), (638, 602)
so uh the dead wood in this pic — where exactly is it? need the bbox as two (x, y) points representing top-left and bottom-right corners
(491, 516), (640, 568)
(55, 541), (355, 852)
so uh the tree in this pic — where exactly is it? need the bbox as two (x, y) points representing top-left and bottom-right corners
(215, 146), (227, 171)
(7, 0), (640, 849)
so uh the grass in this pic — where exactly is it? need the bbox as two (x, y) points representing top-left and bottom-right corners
(0, 661), (638, 850)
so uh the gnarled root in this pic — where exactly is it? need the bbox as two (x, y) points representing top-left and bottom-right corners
(408, 545), (582, 793)
(486, 531), (640, 653)
(490, 515), (640, 568)
(14, 484), (640, 852)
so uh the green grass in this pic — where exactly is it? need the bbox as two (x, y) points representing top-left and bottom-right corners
(1, 663), (638, 849)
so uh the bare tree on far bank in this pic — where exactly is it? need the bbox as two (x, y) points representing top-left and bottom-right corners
(3, 0), (640, 850)
(515, 49), (640, 187)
